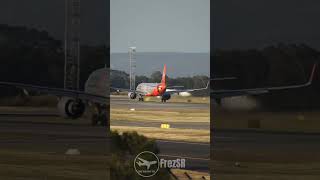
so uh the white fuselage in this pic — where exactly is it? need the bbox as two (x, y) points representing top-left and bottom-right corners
(136, 83), (160, 94)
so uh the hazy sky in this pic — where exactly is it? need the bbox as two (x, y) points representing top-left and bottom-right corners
(111, 0), (210, 53)
(213, 0), (320, 50)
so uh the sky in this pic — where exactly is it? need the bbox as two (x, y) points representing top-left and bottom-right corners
(213, 0), (320, 50)
(111, 0), (210, 53)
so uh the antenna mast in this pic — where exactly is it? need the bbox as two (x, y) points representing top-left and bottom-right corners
(129, 47), (136, 91)
(64, 0), (81, 90)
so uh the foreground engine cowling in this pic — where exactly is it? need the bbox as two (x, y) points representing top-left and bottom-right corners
(58, 97), (86, 119)
(162, 93), (171, 101)
(178, 92), (192, 97)
(128, 92), (137, 99)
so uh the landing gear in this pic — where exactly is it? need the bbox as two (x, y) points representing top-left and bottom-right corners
(91, 104), (108, 126)
(138, 95), (144, 102)
(161, 94), (170, 103)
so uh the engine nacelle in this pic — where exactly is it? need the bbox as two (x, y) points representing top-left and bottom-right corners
(178, 92), (192, 97)
(58, 97), (86, 119)
(162, 93), (171, 101)
(128, 92), (137, 99)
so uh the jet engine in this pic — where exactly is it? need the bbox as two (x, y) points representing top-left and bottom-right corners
(58, 97), (86, 119)
(162, 93), (171, 101)
(128, 92), (137, 99)
(178, 92), (192, 97)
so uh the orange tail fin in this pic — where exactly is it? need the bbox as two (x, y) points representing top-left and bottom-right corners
(161, 64), (167, 85)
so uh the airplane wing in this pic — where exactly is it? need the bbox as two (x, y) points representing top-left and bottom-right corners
(166, 85), (185, 89)
(0, 82), (109, 105)
(111, 87), (146, 95)
(166, 81), (210, 94)
(111, 87), (132, 92)
(212, 63), (317, 98)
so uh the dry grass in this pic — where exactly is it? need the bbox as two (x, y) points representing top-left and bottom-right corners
(213, 110), (320, 133)
(212, 110), (320, 179)
(0, 149), (110, 180)
(111, 126), (210, 143)
(171, 169), (210, 180)
(111, 108), (209, 123)
(212, 160), (320, 180)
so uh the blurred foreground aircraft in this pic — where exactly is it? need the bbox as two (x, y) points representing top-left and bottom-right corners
(0, 68), (109, 126)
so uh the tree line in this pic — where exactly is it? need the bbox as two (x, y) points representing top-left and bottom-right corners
(0, 24), (107, 97)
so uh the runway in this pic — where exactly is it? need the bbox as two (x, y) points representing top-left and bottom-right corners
(111, 96), (210, 110)
(213, 129), (320, 178)
(157, 140), (209, 171)
(214, 129), (320, 155)
(0, 97), (210, 172)
(0, 116), (209, 172)
(111, 96), (210, 130)
(112, 120), (210, 130)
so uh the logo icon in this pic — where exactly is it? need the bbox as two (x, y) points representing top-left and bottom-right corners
(134, 151), (160, 177)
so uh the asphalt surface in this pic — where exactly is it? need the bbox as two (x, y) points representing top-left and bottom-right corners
(157, 140), (209, 171)
(0, 117), (209, 171)
(111, 96), (210, 110)
(3, 115), (320, 173)
(112, 120), (210, 130)
(0, 96), (210, 172)
(213, 129), (320, 162)
(111, 96), (210, 130)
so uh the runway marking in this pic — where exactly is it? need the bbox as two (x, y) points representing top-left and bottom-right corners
(158, 154), (210, 161)
(156, 140), (209, 146)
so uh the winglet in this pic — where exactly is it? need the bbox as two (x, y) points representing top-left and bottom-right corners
(206, 80), (210, 89)
(308, 63), (317, 85)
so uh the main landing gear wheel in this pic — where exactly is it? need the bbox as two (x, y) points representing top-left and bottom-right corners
(91, 104), (108, 127)
(138, 96), (144, 101)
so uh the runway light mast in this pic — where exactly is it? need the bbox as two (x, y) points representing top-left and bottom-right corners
(129, 47), (136, 91)
(64, 0), (81, 90)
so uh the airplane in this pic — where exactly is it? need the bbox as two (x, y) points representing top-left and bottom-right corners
(136, 157), (157, 170)
(115, 64), (210, 102)
(0, 68), (109, 126)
